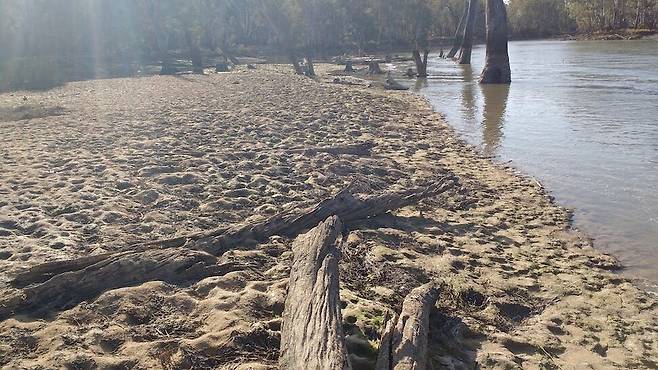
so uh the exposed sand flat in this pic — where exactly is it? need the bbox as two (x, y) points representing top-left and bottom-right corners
(0, 66), (656, 369)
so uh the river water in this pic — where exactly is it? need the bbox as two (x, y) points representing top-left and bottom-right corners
(399, 40), (658, 291)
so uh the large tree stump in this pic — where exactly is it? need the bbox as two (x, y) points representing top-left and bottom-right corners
(375, 283), (440, 370)
(215, 62), (230, 72)
(279, 216), (351, 370)
(412, 49), (429, 78)
(344, 61), (355, 73)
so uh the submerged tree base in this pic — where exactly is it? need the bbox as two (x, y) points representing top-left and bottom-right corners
(479, 63), (511, 84)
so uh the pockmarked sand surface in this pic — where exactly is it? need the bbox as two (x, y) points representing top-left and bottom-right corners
(0, 66), (656, 369)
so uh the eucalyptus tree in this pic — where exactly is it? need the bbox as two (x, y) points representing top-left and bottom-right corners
(457, 0), (479, 64)
(446, 4), (469, 58)
(409, 0), (433, 77)
(479, 0), (511, 83)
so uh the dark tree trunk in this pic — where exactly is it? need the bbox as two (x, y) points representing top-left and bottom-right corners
(368, 61), (383, 74)
(140, 1), (175, 76)
(479, 0), (511, 84)
(344, 61), (355, 73)
(159, 50), (176, 75)
(190, 47), (203, 74)
(458, 0), (479, 65)
(304, 54), (316, 77)
(447, 4), (469, 59)
(289, 50), (303, 75)
(412, 49), (429, 78)
(184, 29), (203, 74)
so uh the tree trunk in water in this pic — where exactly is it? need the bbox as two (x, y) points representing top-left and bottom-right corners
(412, 49), (429, 78)
(279, 216), (351, 370)
(479, 0), (511, 84)
(447, 5), (469, 59)
(458, 0), (479, 65)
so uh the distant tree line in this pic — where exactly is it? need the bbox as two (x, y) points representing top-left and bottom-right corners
(0, 0), (655, 89)
(508, 0), (658, 38)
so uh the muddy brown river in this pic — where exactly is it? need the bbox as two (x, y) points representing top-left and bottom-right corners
(398, 39), (658, 291)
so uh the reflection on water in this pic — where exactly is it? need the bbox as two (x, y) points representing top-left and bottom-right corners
(407, 40), (658, 291)
(481, 84), (509, 156)
(460, 65), (478, 123)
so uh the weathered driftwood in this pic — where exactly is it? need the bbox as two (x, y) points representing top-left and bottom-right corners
(375, 313), (398, 370)
(196, 174), (458, 256)
(5, 175), (457, 318)
(0, 248), (248, 319)
(14, 175), (457, 284)
(279, 216), (351, 370)
(375, 283), (440, 370)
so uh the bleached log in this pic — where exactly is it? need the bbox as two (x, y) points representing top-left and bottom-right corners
(1, 248), (247, 319)
(375, 283), (440, 370)
(279, 216), (351, 370)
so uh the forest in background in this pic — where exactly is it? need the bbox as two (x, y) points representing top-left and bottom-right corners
(0, 0), (657, 90)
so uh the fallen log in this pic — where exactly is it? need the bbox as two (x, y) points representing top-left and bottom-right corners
(5, 175), (458, 318)
(375, 283), (440, 370)
(196, 174), (458, 256)
(1, 248), (250, 319)
(375, 313), (398, 370)
(279, 216), (351, 369)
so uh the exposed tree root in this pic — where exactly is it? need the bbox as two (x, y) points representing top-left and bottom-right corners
(1, 248), (250, 319)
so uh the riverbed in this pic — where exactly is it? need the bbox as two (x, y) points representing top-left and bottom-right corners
(401, 39), (658, 291)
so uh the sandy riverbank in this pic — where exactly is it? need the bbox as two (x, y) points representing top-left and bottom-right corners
(0, 65), (656, 369)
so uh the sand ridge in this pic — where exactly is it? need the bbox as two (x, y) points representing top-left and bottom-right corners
(0, 66), (656, 369)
